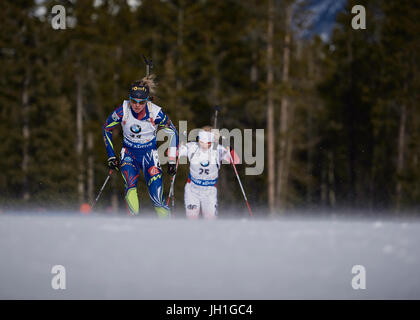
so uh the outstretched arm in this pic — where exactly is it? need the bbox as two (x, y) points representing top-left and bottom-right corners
(218, 145), (240, 164)
(178, 143), (189, 158)
(103, 105), (123, 158)
(154, 109), (179, 163)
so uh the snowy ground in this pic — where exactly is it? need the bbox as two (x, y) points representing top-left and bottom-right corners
(0, 212), (419, 299)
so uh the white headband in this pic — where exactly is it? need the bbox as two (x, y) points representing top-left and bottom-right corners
(198, 131), (215, 143)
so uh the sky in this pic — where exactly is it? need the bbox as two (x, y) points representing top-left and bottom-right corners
(298, 0), (347, 40)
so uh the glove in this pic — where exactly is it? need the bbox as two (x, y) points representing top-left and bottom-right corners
(107, 156), (120, 171)
(168, 163), (177, 176)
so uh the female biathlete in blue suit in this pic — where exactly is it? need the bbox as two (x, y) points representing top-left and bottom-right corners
(103, 75), (178, 217)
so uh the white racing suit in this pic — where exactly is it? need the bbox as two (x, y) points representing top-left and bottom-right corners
(179, 142), (230, 219)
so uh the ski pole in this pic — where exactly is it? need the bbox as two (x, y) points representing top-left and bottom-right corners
(166, 130), (187, 208)
(91, 169), (113, 210)
(213, 105), (221, 129)
(214, 105), (253, 217)
(228, 151), (254, 218)
(142, 54), (153, 77)
(166, 156), (180, 207)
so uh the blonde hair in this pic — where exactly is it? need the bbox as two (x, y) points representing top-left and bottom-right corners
(134, 74), (157, 95)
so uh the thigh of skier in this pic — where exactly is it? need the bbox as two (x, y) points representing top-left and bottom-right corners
(184, 182), (217, 219)
(184, 182), (200, 219)
(200, 186), (217, 219)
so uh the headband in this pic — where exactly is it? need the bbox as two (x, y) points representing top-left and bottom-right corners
(198, 131), (215, 143)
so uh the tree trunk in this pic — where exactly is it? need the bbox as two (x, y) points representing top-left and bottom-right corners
(306, 47), (315, 205)
(346, 32), (356, 206)
(22, 69), (30, 201)
(112, 46), (122, 213)
(87, 131), (94, 205)
(306, 110), (313, 205)
(321, 161), (327, 206)
(328, 151), (336, 207)
(275, 4), (292, 210)
(396, 103), (407, 211)
(251, 51), (258, 83)
(211, 53), (233, 209)
(282, 98), (294, 208)
(76, 74), (85, 205)
(176, 1), (184, 94)
(267, 0), (275, 214)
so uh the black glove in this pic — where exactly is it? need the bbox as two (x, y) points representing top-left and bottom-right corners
(168, 163), (177, 176)
(107, 156), (120, 171)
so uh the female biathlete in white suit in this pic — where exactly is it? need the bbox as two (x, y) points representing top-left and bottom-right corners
(178, 127), (237, 219)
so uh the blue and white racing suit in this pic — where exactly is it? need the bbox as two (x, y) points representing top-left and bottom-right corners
(103, 100), (178, 217)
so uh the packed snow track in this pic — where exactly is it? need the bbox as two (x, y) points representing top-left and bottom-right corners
(1, 213), (419, 299)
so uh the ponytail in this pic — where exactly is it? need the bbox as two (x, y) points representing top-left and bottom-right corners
(136, 74), (157, 95)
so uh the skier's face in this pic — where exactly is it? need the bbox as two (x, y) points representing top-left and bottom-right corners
(130, 99), (147, 113)
(199, 141), (212, 150)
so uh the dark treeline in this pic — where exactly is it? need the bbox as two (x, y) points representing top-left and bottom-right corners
(0, 0), (418, 215)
